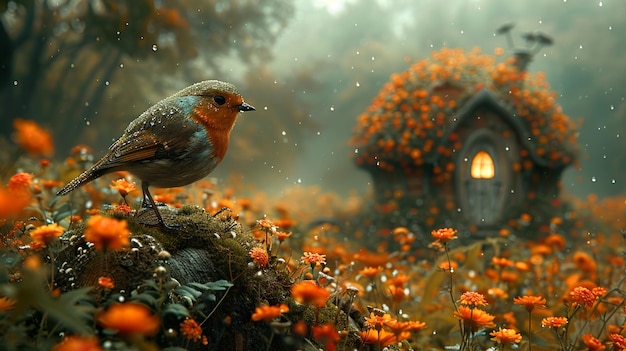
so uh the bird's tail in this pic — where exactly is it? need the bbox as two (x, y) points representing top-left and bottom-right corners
(57, 168), (106, 196)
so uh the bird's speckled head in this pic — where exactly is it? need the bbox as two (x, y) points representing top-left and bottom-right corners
(173, 80), (241, 98)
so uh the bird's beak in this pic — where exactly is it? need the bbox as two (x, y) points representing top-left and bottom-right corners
(238, 102), (255, 112)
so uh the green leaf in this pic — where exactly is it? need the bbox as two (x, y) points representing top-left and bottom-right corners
(52, 202), (77, 224)
(161, 303), (190, 320)
(173, 286), (202, 300)
(130, 292), (158, 309)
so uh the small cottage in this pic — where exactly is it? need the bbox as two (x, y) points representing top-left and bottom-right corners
(351, 47), (579, 237)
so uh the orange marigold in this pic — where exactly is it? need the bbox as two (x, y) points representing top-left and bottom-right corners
(491, 256), (514, 268)
(110, 178), (138, 198)
(98, 276), (115, 289)
(359, 266), (383, 279)
(275, 231), (292, 243)
(541, 316), (568, 328)
(251, 304), (289, 322)
(573, 251), (597, 276)
(454, 305), (496, 329)
(608, 334), (626, 351)
(490, 327), (522, 344)
(458, 291), (488, 307)
(361, 329), (410, 347)
(570, 286), (597, 308)
(302, 251), (327, 266)
(513, 295), (546, 312)
(256, 218), (277, 233)
(13, 118), (54, 156)
(8, 172), (33, 192)
(52, 335), (103, 351)
(84, 215), (130, 251)
(291, 280), (330, 308)
(312, 323), (340, 351)
(97, 303), (160, 335)
(364, 312), (395, 330)
(30, 223), (64, 246)
(431, 228), (458, 242)
(582, 333), (606, 351)
(0, 296), (16, 311)
(180, 318), (203, 341)
(249, 246), (269, 268)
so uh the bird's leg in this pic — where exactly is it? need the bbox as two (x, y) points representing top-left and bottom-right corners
(140, 181), (178, 230)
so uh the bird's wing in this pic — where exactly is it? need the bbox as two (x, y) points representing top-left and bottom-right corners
(95, 98), (201, 170)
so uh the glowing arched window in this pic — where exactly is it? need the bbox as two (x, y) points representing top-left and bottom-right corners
(470, 150), (495, 179)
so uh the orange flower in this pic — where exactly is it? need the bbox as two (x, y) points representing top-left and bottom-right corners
(312, 323), (340, 351)
(30, 223), (64, 246)
(454, 305), (496, 329)
(110, 179), (138, 198)
(431, 228), (458, 242)
(385, 319), (427, 335)
(302, 252), (327, 267)
(360, 329), (410, 347)
(573, 251), (597, 276)
(458, 291), (488, 307)
(491, 256), (514, 268)
(8, 172), (33, 192)
(582, 333), (606, 351)
(513, 295), (546, 312)
(256, 218), (277, 233)
(570, 286), (597, 308)
(98, 276), (115, 289)
(358, 266), (383, 279)
(487, 287), (509, 299)
(544, 233), (566, 251)
(364, 312), (395, 330)
(251, 304), (289, 322)
(52, 335), (103, 351)
(438, 260), (458, 271)
(180, 318), (203, 341)
(490, 327), (522, 344)
(249, 246), (269, 268)
(97, 303), (160, 335)
(541, 316), (568, 328)
(13, 118), (54, 156)
(608, 334), (626, 351)
(291, 280), (330, 308)
(0, 296), (16, 311)
(275, 231), (292, 243)
(23, 255), (41, 270)
(84, 215), (130, 251)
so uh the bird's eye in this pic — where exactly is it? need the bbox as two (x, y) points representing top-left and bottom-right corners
(213, 95), (226, 105)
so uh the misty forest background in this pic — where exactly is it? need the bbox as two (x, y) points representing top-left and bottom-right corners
(0, 0), (624, 201)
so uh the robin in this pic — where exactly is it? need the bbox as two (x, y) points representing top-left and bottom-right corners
(57, 80), (255, 229)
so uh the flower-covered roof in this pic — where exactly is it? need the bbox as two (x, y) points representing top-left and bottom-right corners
(351, 47), (579, 172)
